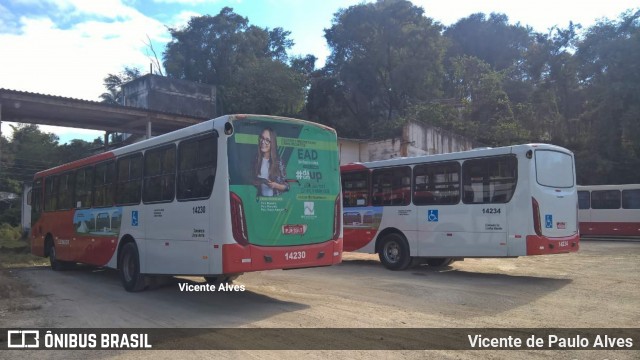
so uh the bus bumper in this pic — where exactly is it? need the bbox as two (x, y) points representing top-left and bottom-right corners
(526, 233), (580, 255)
(222, 238), (343, 273)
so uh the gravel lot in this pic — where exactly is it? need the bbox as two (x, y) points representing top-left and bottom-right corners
(1, 239), (638, 359)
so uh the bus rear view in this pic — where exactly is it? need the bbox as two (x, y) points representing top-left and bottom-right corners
(224, 115), (342, 274)
(525, 146), (579, 255)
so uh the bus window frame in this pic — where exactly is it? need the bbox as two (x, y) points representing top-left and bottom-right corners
(462, 155), (517, 204)
(371, 166), (412, 207)
(143, 144), (177, 205)
(341, 170), (370, 207)
(413, 161), (461, 206)
(74, 165), (94, 209)
(176, 131), (218, 202)
(115, 152), (144, 206)
(92, 160), (116, 208)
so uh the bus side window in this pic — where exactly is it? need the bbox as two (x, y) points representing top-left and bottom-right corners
(93, 161), (115, 207)
(462, 156), (516, 204)
(371, 166), (410, 206)
(143, 145), (176, 203)
(591, 190), (621, 209)
(622, 189), (640, 209)
(115, 154), (143, 206)
(413, 162), (460, 205)
(75, 166), (93, 209)
(44, 176), (58, 211)
(341, 170), (369, 207)
(578, 191), (591, 209)
(177, 133), (217, 201)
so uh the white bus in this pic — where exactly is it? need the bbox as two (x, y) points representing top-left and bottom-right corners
(578, 184), (640, 238)
(31, 114), (343, 291)
(341, 143), (579, 270)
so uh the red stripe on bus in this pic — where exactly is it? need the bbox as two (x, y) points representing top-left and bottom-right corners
(36, 152), (115, 177)
(340, 163), (369, 172)
(579, 222), (640, 237)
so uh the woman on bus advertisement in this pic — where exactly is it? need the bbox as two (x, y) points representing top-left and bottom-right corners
(253, 127), (289, 197)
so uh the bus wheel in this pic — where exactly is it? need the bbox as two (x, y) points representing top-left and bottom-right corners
(426, 258), (453, 267)
(378, 233), (411, 270)
(48, 242), (63, 271)
(119, 242), (146, 292)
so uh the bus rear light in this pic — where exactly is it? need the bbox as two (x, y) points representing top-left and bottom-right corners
(230, 192), (249, 246)
(532, 197), (542, 236)
(332, 195), (341, 240)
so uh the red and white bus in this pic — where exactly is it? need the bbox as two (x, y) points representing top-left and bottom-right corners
(30, 114), (342, 291)
(578, 184), (640, 238)
(341, 144), (579, 270)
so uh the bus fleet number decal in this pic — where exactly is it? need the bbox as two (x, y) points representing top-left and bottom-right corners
(285, 251), (306, 261)
(193, 206), (206, 214)
(482, 208), (501, 214)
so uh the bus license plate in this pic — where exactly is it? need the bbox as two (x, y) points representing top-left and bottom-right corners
(282, 224), (307, 235)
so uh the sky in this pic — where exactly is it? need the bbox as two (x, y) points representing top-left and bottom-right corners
(1, 0), (638, 143)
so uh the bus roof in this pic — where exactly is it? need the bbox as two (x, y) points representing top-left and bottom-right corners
(341, 143), (572, 171)
(35, 114), (335, 178)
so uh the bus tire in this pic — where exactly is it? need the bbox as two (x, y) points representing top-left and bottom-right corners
(378, 233), (412, 270)
(47, 241), (63, 271)
(119, 242), (146, 292)
(426, 258), (453, 267)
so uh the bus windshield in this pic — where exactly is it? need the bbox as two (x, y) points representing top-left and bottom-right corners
(535, 150), (574, 188)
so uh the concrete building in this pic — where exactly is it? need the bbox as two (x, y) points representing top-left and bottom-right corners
(338, 121), (480, 164)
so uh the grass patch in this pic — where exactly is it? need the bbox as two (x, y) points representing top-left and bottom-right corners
(0, 253), (48, 269)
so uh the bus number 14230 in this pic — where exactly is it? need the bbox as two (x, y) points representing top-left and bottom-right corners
(285, 251), (306, 261)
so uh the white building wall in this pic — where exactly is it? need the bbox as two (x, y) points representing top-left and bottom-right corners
(338, 121), (477, 164)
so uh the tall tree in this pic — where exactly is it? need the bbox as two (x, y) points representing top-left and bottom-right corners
(309, 0), (446, 138)
(574, 10), (640, 184)
(163, 7), (307, 115)
(444, 13), (531, 73)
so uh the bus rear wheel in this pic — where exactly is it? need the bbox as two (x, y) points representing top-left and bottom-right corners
(48, 242), (62, 271)
(378, 233), (412, 270)
(119, 242), (146, 292)
(47, 239), (74, 271)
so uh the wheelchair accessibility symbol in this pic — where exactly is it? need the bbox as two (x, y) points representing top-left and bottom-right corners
(428, 210), (439, 222)
(545, 214), (553, 228)
(132, 210), (139, 227)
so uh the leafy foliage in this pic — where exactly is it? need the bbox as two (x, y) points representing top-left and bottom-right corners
(162, 7), (308, 116)
(97, 1), (639, 185)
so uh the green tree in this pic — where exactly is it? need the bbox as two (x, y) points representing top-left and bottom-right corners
(444, 13), (531, 73)
(163, 7), (307, 116)
(100, 67), (142, 105)
(574, 10), (640, 184)
(309, 0), (446, 138)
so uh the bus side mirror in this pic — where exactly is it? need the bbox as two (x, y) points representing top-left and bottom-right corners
(26, 190), (32, 206)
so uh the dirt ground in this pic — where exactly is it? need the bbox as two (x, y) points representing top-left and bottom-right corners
(0, 239), (638, 359)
